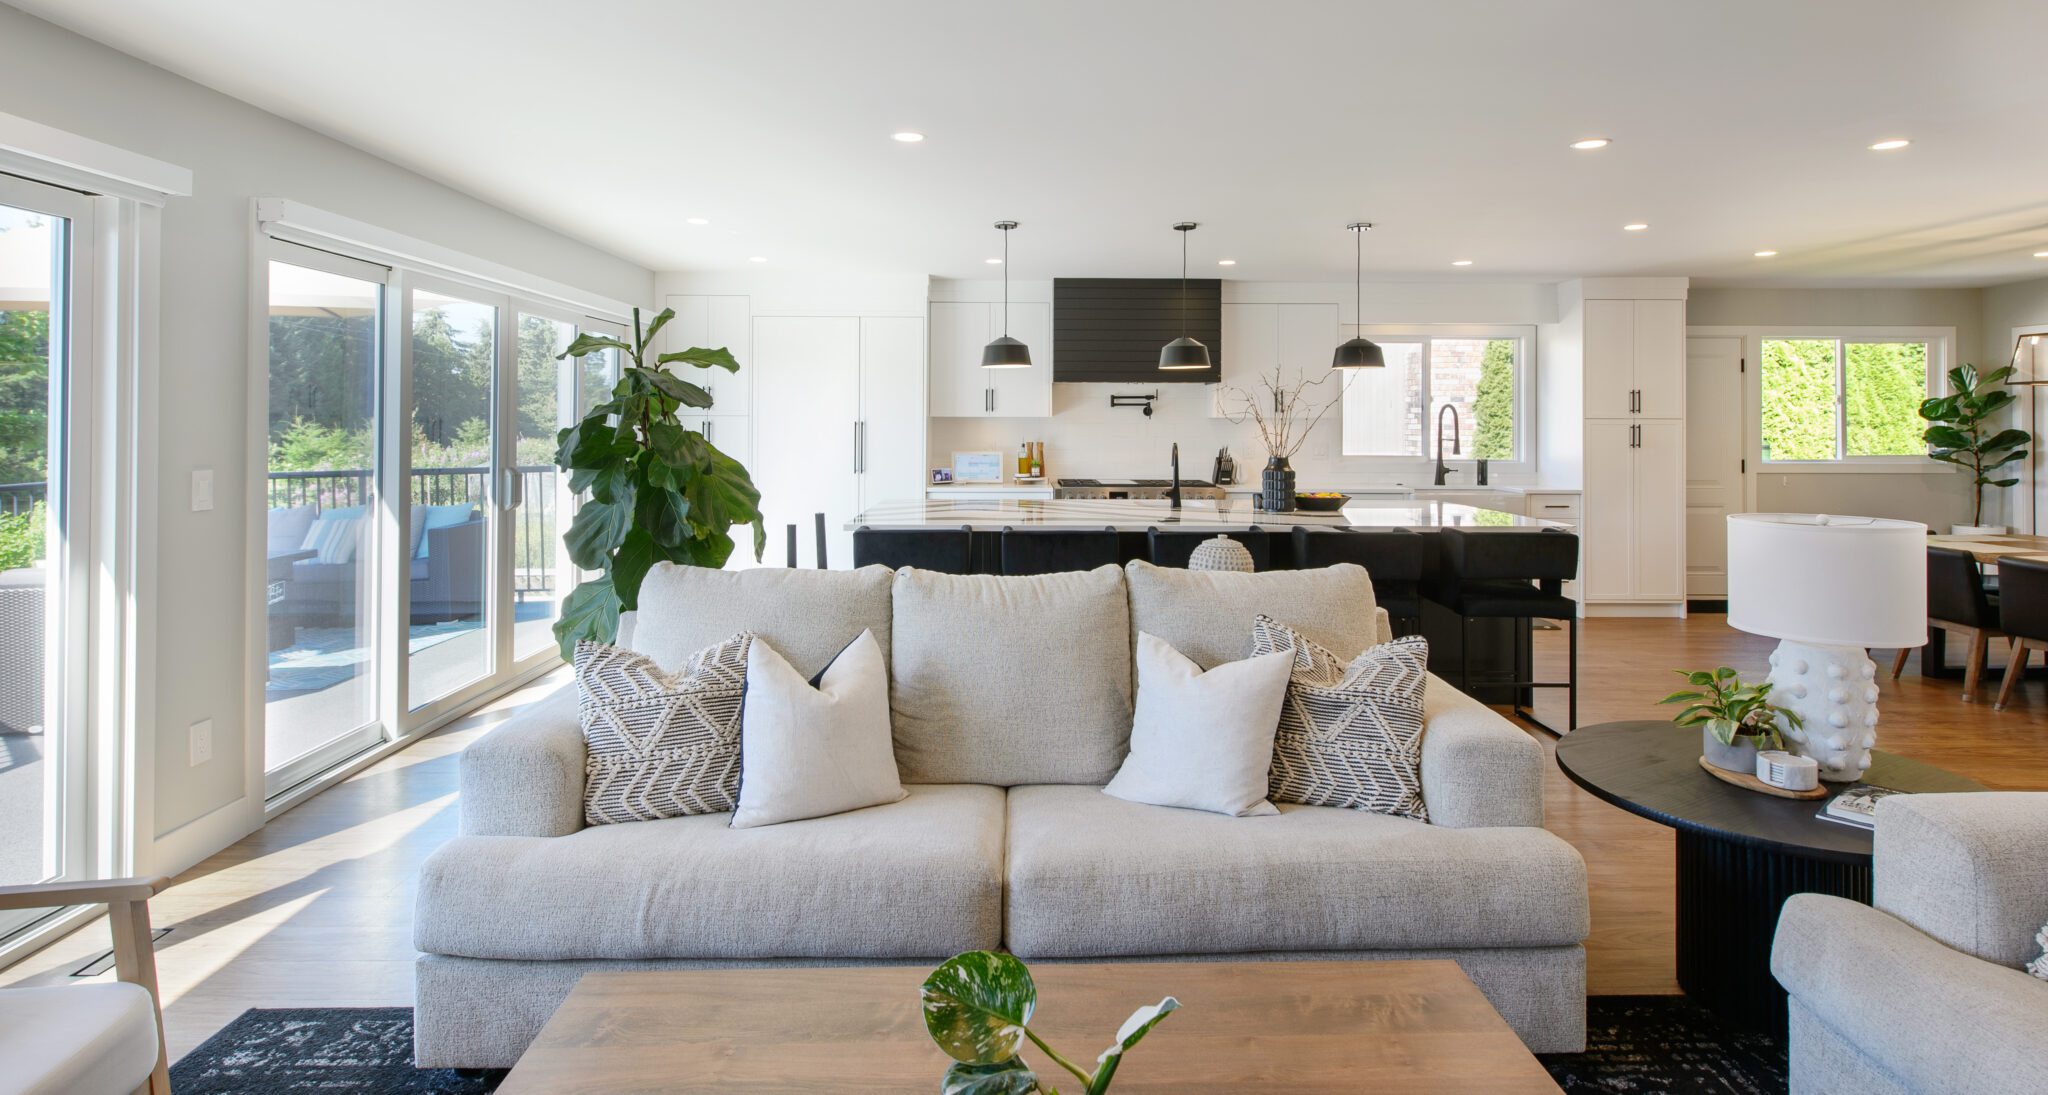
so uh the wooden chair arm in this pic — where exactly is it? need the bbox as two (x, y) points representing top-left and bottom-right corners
(0, 876), (169, 911)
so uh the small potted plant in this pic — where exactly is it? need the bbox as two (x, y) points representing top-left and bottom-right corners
(1919, 362), (2031, 535)
(1661, 667), (1804, 774)
(922, 950), (1178, 1094)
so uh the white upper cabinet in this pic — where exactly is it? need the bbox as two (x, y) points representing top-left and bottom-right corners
(1212, 302), (1337, 417)
(661, 294), (751, 417)
(1582, 297), (1685, 420)
(929, 299), (1051, 418)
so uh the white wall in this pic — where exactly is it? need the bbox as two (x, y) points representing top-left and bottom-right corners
(1686, 286), (1987, 530)
(927, 277), (1560, 489)
(0, 6), (652, 862)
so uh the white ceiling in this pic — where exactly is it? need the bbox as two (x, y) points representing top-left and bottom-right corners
(19, 0), (2048, 287)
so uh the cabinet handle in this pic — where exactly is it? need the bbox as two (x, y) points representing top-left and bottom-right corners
(704, 419), (714, 444)
(1543, 504), (1570, 510)
(857, 420), (866, 474)
(853, 421), (861, 472)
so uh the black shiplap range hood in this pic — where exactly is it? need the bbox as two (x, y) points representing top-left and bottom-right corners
(1053, 278), (1222, 383)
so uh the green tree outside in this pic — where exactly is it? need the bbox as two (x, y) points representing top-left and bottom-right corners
(1472, 338), (1515, 459)
(1762, 338), (1927, 460)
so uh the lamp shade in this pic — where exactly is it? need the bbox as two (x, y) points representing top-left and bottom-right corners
(1726, 513), (1926, 648)
(1158, 336), (1211, 370)
(1332, 335), (1385, 369)
(981, 335), (1032, 369)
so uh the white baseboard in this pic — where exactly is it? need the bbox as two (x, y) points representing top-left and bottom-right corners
(148, 794), (263, 880)
(1581, 602), (1686, 619)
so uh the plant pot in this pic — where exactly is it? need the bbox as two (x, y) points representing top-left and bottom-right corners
(1701, 727), (1763, 775)
(1951, 523), (2006, 536)
(1261, 457), (1297, 513)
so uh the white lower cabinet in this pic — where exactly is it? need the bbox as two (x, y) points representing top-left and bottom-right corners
(749, 314), (926, 568)
(1581, 419), (1683, 604)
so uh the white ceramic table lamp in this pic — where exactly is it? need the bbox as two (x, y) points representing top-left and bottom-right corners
(1726, 514), (1926, 781)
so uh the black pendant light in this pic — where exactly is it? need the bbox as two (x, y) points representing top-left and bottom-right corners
(1333, 221), (1386, 369)
(981, 220), (1032, 369)
(1159, 221), (1211, 370)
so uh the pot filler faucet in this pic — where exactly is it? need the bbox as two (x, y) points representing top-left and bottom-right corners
(1434, 404), (1461, 486)
(1168, 442), (1183, 509)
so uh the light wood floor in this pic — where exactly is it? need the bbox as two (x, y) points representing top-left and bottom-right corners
(3, 615), (2045, 1061)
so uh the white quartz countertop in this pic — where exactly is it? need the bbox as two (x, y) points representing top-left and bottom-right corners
(847, 497), (1567, 531)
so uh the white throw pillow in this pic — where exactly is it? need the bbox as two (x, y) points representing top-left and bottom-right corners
(1102, 631), (1294, 817)
(732, 630), (906, 829)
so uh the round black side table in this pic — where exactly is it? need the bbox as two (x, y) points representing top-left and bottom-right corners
(1553, 720), (1984, 1036)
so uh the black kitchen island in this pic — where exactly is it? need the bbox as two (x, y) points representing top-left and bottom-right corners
(848, 496), (1576, 717)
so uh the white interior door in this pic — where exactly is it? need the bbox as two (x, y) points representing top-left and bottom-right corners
(858, 317), (926, 509)
(1685, 337), (1745, 599)
(753, 316), (859, 568)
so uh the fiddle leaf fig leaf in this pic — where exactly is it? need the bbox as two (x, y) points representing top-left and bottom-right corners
(921, 951), (1037, 1066)
(564, 496), (633, 571)
(658, 346), (742, 373)
(638, 307), (674, 351)
(551, 575), (619, 652)
(942, 1059), (1041, 1095)
(559, 333), (630, 360)
(636, 367), (715, 409)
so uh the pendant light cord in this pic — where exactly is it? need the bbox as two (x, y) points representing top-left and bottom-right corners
(1354, 225), (1361, 323)
(1179, 227), (1189, 335)
(1002, 224), (1010, 336)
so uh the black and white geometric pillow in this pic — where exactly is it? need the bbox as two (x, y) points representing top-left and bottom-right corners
(1248, 615), (1430, 822)
(575, 634), (751, 825)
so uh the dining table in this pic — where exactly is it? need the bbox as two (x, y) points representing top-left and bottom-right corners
(1914, 532), (2048, 678)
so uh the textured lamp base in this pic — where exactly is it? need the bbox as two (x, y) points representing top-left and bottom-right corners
(1766, 639), (1880, 782)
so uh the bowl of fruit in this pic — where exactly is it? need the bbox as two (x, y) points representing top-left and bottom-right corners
(1293, 491), (1350, 512)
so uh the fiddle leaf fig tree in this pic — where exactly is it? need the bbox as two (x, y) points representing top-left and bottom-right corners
(550, 306), (765, 659)
(1920, 363), (2031, 527)
(921, 950), (1180, 1095)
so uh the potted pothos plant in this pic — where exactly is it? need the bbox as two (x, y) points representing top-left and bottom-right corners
(1919, 362), (2031, 535)
(922, 951), (1178, 1095)
(549, 307), (766, 660)
(1660, 667), (1804, 775)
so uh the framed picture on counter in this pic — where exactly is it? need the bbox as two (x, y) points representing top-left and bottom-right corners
(951, 451), (1005, 483)
(930, 468), (954, 485)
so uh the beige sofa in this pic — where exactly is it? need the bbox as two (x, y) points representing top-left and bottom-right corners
(414, 561), (1590, 1066)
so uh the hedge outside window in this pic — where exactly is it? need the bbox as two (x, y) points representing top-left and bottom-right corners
(1761, 338), (1929, 461)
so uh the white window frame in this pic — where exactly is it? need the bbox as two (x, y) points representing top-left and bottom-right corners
(1338, 324), (1535, 471)
(1745, 326), (1955, 472)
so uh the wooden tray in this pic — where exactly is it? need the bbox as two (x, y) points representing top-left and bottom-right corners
(1697, 756), (1828, 799)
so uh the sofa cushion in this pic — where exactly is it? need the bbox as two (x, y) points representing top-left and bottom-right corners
(1125, 560), (1377, 669)
(1003, 784), (1588, 958)
(890, 565), (1132, 785)
(417, 784), (1004, 961)
(629, 563), (893, 680)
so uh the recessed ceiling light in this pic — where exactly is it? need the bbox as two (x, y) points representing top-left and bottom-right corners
(1570, 138), (1611, 150)
(1451, 260), (1473, 266)
(891, 131), (925, 143)
(1753, 250), (1779, 258)
(2035, 251), (2048, 258)
(1217, 259), (1236, 266)
(1868, 138), (1910, 151)
(985, 258), (1003, 264)
(1623, 223), (1649, 231)
(686, 217), (709, 225)
(748, 255), (767, 263)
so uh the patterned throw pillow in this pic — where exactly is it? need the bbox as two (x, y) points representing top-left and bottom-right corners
(2029, 923), (2048, 981)
(1249, 615), (1430, 822)
(576, 634), (751, 825)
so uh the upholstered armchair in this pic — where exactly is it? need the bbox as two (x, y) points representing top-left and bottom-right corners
(1771, 793), (2048, 1094)
(0, 877), (172, 1094)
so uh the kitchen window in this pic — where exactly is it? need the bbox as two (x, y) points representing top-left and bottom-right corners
(1340, 327), (1530, 460)
(1760, 336), (1937, 463)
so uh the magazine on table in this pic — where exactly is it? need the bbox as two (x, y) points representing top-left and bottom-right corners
(1815, 784), (1910, 830)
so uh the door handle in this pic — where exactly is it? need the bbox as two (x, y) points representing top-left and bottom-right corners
(499, 467), (523, 510)
(856, 420), (866, 474)
(853, 421), (862, 473)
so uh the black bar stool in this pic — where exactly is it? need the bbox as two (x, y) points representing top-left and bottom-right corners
(1292, 526), (1424, 636)
(1995, 555), (2047, 710)
(1894, 545), (2002, 702)
(853, 525), (973, 573)
(1147, 527), (1269, 570)
(1000, 526), (1119, 576)
(1426, 526), (1579, 733)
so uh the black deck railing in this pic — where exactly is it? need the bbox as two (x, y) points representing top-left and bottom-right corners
(0, 482), (45, 517)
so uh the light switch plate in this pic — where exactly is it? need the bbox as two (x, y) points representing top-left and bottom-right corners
(191, 468), (214, 512)
(189, 719), (212, 767)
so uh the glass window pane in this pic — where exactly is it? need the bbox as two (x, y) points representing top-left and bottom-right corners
(409, 289), (495, 709)
(0, 202), (61, 891)
(1341, 341), (1424, 456)
(1431, 338), (1516, 460)
(579, 343), (619, 416)
(514, 315), (572, 661)
(265, 260), (381, 767)
(1845, 341), (1928, 456)
(1761, 338), (1838, 460)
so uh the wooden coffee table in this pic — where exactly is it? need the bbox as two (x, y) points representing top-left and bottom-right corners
(498, 959), (1562, 1093)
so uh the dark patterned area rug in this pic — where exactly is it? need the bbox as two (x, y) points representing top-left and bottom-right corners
(172, 996), (1787, 1093)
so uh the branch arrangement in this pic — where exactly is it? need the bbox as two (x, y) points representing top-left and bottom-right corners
(1217, 366), (1343, 460)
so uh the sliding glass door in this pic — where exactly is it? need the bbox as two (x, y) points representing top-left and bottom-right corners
(0, 176), (93, 935)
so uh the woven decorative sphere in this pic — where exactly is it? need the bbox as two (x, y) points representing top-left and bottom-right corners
(1188, 535), (1255, 573)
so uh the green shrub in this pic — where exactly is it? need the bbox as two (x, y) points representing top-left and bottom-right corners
(0, 502), (46, 571)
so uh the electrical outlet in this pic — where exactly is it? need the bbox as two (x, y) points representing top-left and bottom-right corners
(189, 719), (213, 767)
(191, 468), (214, 512)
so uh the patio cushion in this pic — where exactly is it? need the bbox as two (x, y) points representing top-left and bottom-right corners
(267, 505), (317, 555)
(414, 505), (479, 559)
(1003, 783), (1589, 958)
(302, 506), (365, 564)
(415, 783), (1004, 960)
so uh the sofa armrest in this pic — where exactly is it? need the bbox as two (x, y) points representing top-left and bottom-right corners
(1419, 673), (1544, 828)
(1874, 791), (2048, 969)
(1373, 607), (1392, 646)
(1772, 893), (2048, 1094)
(459, 683), (586, 837)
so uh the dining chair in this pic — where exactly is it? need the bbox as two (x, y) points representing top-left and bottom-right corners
(1891, 546), (2001, 702)
(1993, 555), (2048, 711)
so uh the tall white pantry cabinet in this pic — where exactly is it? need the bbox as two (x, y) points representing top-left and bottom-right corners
(1556, 281), (1688, 614)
